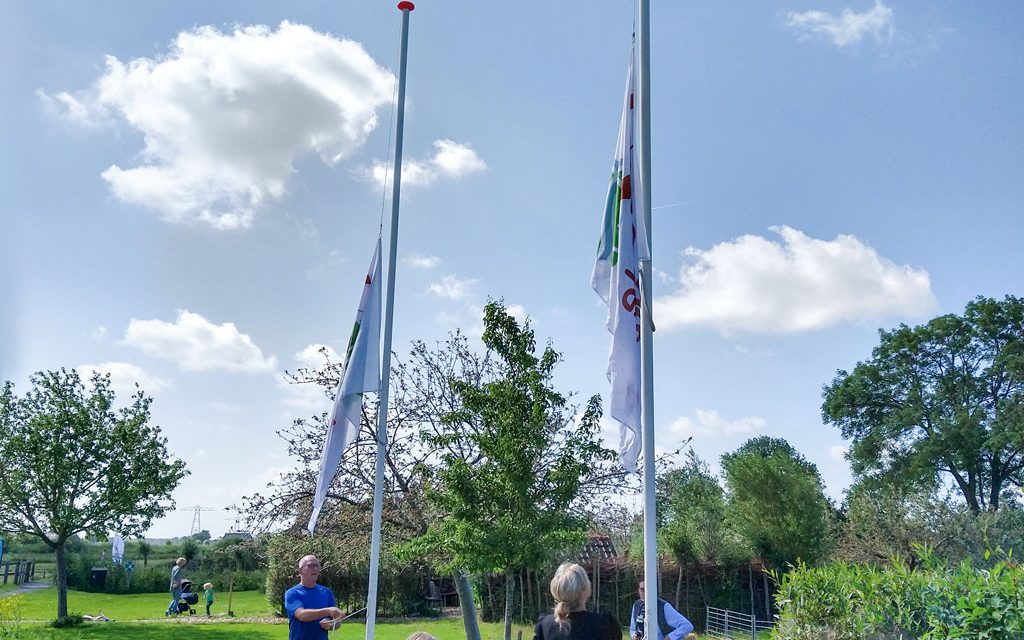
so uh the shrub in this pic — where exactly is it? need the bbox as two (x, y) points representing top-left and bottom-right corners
(0, 595), (24, 639)
(772, 548), (1024, 639)
(49, 614), (84, 628)
(265, 533), (427, 617)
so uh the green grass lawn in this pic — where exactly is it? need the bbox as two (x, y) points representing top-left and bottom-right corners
(3, 588), (538, 638)
(10, 619), (534, 639)
(11, 587), (274, 620)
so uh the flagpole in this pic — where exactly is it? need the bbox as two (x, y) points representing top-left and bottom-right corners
(637, 0), (658, 635)
(366, 3), (414, 639)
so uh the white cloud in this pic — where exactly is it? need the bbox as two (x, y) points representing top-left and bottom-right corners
(786, 1), (895, 48)
(91, 326), (108, 343)
(46, 22), (394, 229)
(506, 304), (528, 323)
(403, 254), (441, 269)
(123, 310), (277, 373)
(369, 139), (485, 188)
(427, 275), (477, 301)
(76, 361), (170, 396)
(280, 344), (341, 414)
(37, 90), (113, 128)
(667, 409), (767, 439)
(829, 444), (849, 462)
(294, 343), (342, 369)
(656, 225), (937, 334)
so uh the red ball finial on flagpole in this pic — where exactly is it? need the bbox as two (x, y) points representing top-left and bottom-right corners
(398, 1), (414, 11)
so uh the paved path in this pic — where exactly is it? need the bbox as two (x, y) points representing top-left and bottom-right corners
(0, 580), (50, 597)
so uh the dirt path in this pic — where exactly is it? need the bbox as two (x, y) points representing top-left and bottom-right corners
(0, 580), (50, 597)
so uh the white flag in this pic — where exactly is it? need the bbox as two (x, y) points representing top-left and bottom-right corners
(591, 55), (650, 473)
(308, 237), (383, 533)
(111, 535), (124, 564)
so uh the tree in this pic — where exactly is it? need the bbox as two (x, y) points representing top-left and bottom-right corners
(137, 539), (152, 566)
(657, 451), (749, 605)
(823, 295), (1024, 512)
(190, 529), (211, 543)
(0, 369), (188, 619)
(180, 538), (200, 563)
(404, 302), (617, 640)
(205, 538), (262, 616)
(721, 437), (832, 569)
(241, 320), (633, 638)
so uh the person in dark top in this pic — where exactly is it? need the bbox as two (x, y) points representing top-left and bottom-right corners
(533, 562), (623, 640)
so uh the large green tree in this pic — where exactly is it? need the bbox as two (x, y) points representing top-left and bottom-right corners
(405, 302), (615, 640)
(655, 451), (749, 607)
(823, 295), (1024, 512)
(721, 436), (832, 569)
(0, 369), (187, 619)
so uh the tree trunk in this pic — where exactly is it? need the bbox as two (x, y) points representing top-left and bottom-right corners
(525, 568), (534, 621)
(675, 563), (683, 610)
(748, 562), (755, 616)
(455, 569), (481, 640)
(504, 571), (515, 640)
(762, 570), (771, 621)
(519, 568), (525, 620)
(55, 541), (68, 619)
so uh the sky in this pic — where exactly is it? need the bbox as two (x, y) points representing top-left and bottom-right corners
(2, 1), (1022, 539)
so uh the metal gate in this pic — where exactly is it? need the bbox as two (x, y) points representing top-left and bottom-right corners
(705, 606), (774, 639)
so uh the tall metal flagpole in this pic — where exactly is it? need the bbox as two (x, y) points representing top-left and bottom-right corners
(366, 3), (414, 639)
(637, 0), (658, 636)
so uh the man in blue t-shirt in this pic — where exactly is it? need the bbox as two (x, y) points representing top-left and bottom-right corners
(285, 555), (344, 640)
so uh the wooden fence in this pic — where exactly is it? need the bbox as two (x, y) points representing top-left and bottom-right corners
(0, 560), (35, 585)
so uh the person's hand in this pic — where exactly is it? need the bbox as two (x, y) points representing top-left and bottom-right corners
(326, 607), (343, 619)
(317, 614), (342, 630)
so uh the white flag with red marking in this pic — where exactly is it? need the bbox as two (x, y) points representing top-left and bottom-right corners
(308, 237), (382, 533)
(591, 55), (649, 473)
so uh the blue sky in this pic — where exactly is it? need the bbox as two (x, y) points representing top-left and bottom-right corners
(3, 1), (1022, 538)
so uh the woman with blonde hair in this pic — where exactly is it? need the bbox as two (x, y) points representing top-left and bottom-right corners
(533, 562), (622, 639)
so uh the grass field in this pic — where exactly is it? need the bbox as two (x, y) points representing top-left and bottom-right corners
(10, 587), (274, 620)
(2, 588), (537, 639)
(6, 619), (537, 640)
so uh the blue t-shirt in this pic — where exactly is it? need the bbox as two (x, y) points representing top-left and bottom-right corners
(285, 583), (337, 640)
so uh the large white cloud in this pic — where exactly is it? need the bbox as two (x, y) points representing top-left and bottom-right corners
(786, 1), (895, 47)
(369, 139), (485, 188)
(76, 361), (170, 397)
(656, 226), (937, 334)
(48, 22), (394, 229)
(123, 310), (277, 373)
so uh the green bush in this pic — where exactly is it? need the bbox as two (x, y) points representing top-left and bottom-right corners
(265, 533), (427, 617)
(772, 548), (1024, 639)
(48, 614), (84, 628)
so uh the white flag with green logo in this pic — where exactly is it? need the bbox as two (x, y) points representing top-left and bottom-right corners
(591, 55), (649, 473)
(308, 237), (382, 533)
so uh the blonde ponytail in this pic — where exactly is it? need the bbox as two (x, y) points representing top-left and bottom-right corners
(549, 563), (591, 631)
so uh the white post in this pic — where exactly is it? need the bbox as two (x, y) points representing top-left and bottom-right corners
(366, 3), (414, 639)
(637, 0), (658, 637)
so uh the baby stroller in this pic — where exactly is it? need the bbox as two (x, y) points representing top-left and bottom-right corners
(177, 579), (199, 615)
